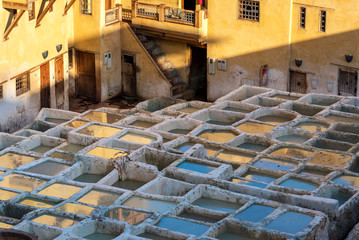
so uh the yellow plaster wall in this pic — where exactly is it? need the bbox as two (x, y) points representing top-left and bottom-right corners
(0, 0), (71, 132)
(290, 0), (359, 95)
(121, 0), (180, 9)
(206, 0), (292, 101)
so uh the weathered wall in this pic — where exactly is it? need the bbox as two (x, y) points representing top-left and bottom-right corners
(206, 0), (292, 101)
(120, 23), (171, 99)
(290, 0), (359, 95)
(155, 39), (191, 84)
(0, 0), (71, 132)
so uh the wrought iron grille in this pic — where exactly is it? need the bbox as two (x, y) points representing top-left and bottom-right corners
(239, 0), (260, 22)
(137, 3), (158, 19)
(16, 73), (30, 96)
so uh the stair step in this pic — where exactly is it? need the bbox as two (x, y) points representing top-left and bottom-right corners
(137, 34), (147, 42)
(168, 75), (182, 85)
(171, 83), (186, 95)
(173, 89), (195, 100)
(158, 60), (173, 71)
(143, 40), (156, 49)
(164, 68), (178, 79)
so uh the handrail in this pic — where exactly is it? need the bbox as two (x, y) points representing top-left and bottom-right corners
(64, 0), (77, 15)
(36, 0), (56, 27)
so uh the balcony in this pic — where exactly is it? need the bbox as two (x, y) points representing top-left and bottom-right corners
(3, 0), (35, 10)
(105, 4), (121, 26)
(121, 0), (208, 46)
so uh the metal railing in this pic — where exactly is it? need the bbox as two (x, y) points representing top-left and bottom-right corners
(122, 8), (132, 22)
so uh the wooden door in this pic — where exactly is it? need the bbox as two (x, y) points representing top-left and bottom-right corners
(290, 71), (307, 94)
(75, 51), (96, 98)
(55, 56), (64, 109)
(40, 62), (50, 108)
(122, 54), (136, 97)
(105, 0), (112, 10)
(338, 69), (358, 96)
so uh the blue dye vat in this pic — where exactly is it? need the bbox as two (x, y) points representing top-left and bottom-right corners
(253, 159), (296, 171)
(279, 178), (318, 191)
(265, 211), (313, 234)
(157, 217), (210, 237)
(177, 161), (216, 174)
(234, 204), (276, 222)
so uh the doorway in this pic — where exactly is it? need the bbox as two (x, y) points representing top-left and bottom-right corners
(40, 62), (50, 108)
(289, 70), (307, 94)
(55, 56), (65, 109)
(122, 53), (137, 97)
(75, 51), (96, 99)
(183, 0), (196, 11)
(105, 0), (112, 10)
(189, 46), (207, 100)
(338, 68), (358, 96)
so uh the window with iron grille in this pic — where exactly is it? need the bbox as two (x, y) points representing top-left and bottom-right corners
(300, 7), (306, 29)
(16, 73), (30, 96)
(28, 2), (35, 21)
(81, 0), (92, 15)
(68, 48), (73, 68)
(0, 85), (3, 99)
(239, 1), (260, 22)
(320, 10), (326, 32)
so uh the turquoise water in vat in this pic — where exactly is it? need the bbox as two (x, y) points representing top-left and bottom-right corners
(177, 161), (216, 174)
(279, 178), (318, 191)
(217, 232), (256, 240)
(253, 158), (297, 171)
(157, 217), (210, 237)
(243, 172), (276, 183)
(139, 232), (173, 240)
(175, 142), (195, 152)
(84, 233), (119, 240)
(234, 204), (276, 222)
(230, 178), (267, 188)
(192, 197), (241, 213)
(332, 175), (359, 187)
(265, 211), (313, 234)
(122, 196), (177, 214)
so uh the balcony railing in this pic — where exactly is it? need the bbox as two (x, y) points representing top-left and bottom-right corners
(132, 1), (206, 28)
(105, 4), (121, 26)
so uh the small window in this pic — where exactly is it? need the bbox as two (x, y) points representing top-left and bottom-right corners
(320, 10), (326, 32)
(68, 49), (73, 68)
(239, 1), (260, 22)
(28, 2), (35, 21)
(300, 7), (306, 29)
(0, 85), (3, 99)
(81, 0), (92, 15)
(16, 73), (30, 96)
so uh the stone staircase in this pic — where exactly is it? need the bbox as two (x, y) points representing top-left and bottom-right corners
(135, 33), (193, 99)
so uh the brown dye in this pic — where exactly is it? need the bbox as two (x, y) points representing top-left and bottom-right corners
(216, 151), (253, 164)
(77, 125), (122, 138)
(66, 120), (89, 128)
(0, 173), (47, 192)
(56, 203), (94, 215)
(0, 153), (37, 169)
(236, 122), (275, 134)
(82, 111), (124, 124)
(270, 147), (313, 159)
(85, 147), (127, 159)
(307, 151), (351, 169)
(37, 183), (82, 199)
